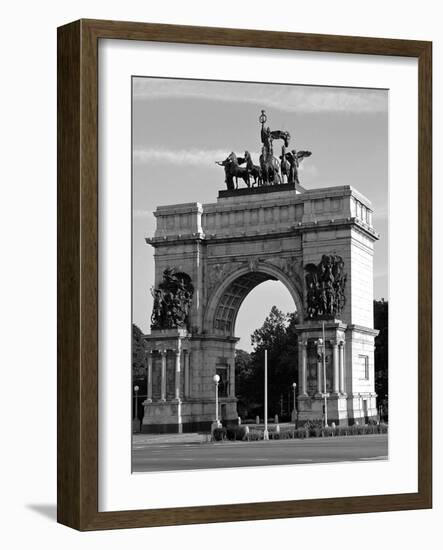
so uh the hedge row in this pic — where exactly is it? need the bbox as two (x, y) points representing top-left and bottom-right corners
(212, 423), (388, 442)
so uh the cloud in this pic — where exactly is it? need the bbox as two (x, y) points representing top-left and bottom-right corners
(373, 203), (388, 219)
(133, 78), (388, 114)
(133, 148), (260, 167)
(133, 209), (155, 219)
(298, 162), (318, 178)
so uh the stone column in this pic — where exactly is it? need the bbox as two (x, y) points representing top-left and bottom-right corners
(175, 349), (181, 400)
(146, 350), (153, 402)
(160, 349), (167, 402)
(339, 342), (345, 394)
(184, 351), (190, 398)
(298, 340), (307, 395)
(332, 341), (339, 394)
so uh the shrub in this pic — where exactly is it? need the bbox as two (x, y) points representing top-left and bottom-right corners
(248, 430), (262, 441)
(225, 426), (249, 441)
(365, 424), (378, 434)
(303, 419), (323, 437)
(378, 423), (388, 434)
(212, 427), (226, 441)
(348, 424), (359, 436)
(322, 427), (335, 437)
(294, 427), (308, 439)
(226, 428), (236, 441)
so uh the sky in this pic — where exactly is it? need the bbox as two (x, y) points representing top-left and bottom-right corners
(132, 77), (388, 351)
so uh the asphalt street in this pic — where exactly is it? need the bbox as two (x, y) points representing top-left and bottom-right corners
(132, 434), (388, 472)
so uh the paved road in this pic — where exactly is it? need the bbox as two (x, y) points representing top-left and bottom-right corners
(132, 434), (388, 472)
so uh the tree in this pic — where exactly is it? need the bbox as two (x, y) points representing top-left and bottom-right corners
(374, 299), (388, 418)
(234, 349), (253, 418)
(132, 324), (147, 416)
(251, 306), (291, 350)
(132, 323), (146, 378)
(235, 306), (299, 420)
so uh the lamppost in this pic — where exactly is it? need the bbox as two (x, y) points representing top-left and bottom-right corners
(213, 374), (221, 428)
(292, 382), (298, 427)
(263, 349), (269, 440)
(133, 385), (139, 420)
(316, 323), (329, 427)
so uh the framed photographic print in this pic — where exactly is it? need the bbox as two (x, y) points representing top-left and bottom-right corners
(57, 19), (432, 530)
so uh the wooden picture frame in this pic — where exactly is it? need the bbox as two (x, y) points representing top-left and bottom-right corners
(57, 19), (432, 530)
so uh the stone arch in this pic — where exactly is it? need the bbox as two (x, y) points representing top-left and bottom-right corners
(204, 263), (304, 337)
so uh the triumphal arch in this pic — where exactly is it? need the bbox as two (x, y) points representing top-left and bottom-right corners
(141, 111), (379, 433)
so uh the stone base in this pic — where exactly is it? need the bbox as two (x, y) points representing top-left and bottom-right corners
(347, 393), (378, 425)
(142, 397), (238, 434)
(218, 182), (305, 199)
(141, 421), (213, 434)
(297, 394), (349, 426)
(297, 393), (377, 426)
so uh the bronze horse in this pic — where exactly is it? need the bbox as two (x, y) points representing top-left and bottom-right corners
(244, 151), (262, 186)
(259, 151), (281, 185)
(216, 152), (250, 189)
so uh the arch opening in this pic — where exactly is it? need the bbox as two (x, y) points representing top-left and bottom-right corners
(235, 280), (297, 351)
(206, 263), (304, 338)
(213, 272), (277, 333)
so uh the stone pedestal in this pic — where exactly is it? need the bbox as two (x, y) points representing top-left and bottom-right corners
(141, 329), (239, 433)
(295, 320), (378, 425)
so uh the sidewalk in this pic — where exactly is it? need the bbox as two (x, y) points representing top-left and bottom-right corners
(133, 432), (211, 445)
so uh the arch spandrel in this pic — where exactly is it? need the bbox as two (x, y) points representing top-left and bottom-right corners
(203, 262), (305, 337)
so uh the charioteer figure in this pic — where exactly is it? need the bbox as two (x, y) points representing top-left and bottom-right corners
(216, 109), (312, 190)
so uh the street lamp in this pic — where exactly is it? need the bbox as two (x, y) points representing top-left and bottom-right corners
(213, 374), (221, 428)
(263, 349), (269, 440)
(292, 382), (298, 427)
(133, 385), (139, 420)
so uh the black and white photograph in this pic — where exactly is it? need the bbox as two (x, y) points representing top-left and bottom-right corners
(2, 0), (435, 542)
(131, 76), (389, 472)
